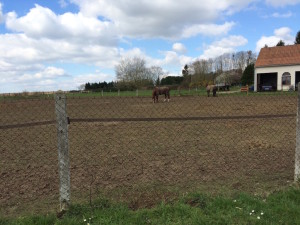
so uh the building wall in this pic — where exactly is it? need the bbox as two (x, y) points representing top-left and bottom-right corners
(255, 65), (300, 91)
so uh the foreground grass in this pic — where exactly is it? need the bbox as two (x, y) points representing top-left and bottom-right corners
(1, 187), (300, 224)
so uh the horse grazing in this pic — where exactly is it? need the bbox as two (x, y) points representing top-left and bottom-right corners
(152, 87), (170, 103)
(206, 84), (217, 97)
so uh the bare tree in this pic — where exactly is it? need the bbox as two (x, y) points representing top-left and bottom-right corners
(78, 84), (85, 91)
(235, 51), (247, 71)
(189, 59), (216, 86)
(149, 66), (165, 85)
(246, 50), (256, 66)
(214, 55), (224, 74)
(115, 57), (153, 88)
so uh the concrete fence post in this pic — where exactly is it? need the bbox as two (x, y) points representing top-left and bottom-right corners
(295, 83), (300, 182)
(55, 94), (71, 211)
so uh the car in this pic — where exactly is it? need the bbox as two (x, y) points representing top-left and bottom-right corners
(261, 85), (274, 91)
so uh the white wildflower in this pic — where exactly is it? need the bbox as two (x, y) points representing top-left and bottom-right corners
(252, 210), (255, 213)
(261, 212), (264, 215)
(257, 216), (260, 219)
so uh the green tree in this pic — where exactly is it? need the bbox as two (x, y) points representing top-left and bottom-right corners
(276, 40), (285, 46)
(181, 64), (192, 87)
(161, 76), (184, 85)
(241, 63), (254, 85)
(295, 31), (300, 44)
(182, 64), (189, 77)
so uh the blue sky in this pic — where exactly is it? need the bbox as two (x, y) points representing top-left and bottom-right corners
(0, 0), (300, 93)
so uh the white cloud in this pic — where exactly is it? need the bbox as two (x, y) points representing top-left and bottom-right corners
(5, 4), (118, 45)
(274, 27), (293, 39)
(69, 0), (251, 39)
(36, 67), (67, 78)
(0, 33), (120, 67)
(16, 67), (67, 82)
(0, 3), (121, 87)
(172, 43), (187, 54)
(0, 2), (250, 74)
(0, 2), (3, 23)
(271, 11), (293, 18)
(265, 0), (300, 7)
(255, 27), (294, 52)
(3, 0), (296, 93)
(181, 22), (235, 38)
(201, 35), (248, 59)
(0, 66), (68, 92)
(159, 51), (193, 70)
(59, 0), (68, 8)
(0, 65), (114, 93)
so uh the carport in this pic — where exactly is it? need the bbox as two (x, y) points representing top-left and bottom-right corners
(296, 71), (300, 90)
(257, 72), (277, 91)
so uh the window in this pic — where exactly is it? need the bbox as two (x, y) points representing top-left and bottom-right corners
(282, 72), (291, 85)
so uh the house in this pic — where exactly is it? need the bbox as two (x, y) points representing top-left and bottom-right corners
(254, 44), (300, 91)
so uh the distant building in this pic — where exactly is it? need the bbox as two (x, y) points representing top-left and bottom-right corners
(255, 45), (300, 91)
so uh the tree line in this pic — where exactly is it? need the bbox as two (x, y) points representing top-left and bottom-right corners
(182, 50), (257, 88)
(83, 30), (300, 91)
(85, 81), (117, 91)
(84, 50), (256, 91)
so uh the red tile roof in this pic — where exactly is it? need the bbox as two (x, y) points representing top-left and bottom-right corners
(255, 44), (300, 68)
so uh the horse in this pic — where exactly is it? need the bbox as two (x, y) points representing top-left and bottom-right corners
(206, 84), (217, 97)
(152, 87), (170, 103)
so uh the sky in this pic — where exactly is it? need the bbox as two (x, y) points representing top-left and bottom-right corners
(0, 0), (300, 93)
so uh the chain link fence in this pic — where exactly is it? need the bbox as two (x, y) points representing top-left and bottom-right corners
(0, 91), (298, 216)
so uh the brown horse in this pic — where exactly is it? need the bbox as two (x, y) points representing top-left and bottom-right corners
(206, 84), (217, 97)
(152, 87), (170, 103)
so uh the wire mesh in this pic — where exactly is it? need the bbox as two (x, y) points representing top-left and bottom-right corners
(0, 98), (58, 215)
(0, 92), (297, 215)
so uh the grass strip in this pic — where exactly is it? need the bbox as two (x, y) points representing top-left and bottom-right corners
(1, 187), (300, 224)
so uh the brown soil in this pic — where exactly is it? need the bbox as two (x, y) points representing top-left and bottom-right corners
(0, 94), (297, 216)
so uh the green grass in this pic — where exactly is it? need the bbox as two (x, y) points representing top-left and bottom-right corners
(2, 187), (300, 224)
(0, 86), (298, 101)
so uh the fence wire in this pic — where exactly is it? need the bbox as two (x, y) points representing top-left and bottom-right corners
(0, 92), (297, 216)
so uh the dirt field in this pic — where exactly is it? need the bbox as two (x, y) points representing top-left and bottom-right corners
(0, 94), (297, 216)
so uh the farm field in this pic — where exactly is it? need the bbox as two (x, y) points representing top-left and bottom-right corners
(0, 94), (298, 217)
(0, 86), (292, 100)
